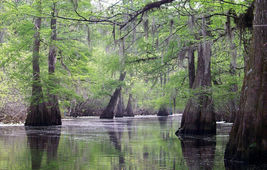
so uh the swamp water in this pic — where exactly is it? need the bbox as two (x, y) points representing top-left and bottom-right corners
(0, 115), (260, 170)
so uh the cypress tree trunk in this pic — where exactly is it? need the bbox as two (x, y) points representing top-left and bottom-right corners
(25, 0), (51, 126)
(115, 92), (125, 117)
(157, 105), (169, 116)
(188, 15), (196, 90)
(188, 48), (195, 89)
(225, 0), (267, 164)
(125, 94), (134, 117)
(47, 3), (61, 125)
(176, 40), (216, 135)
(100, 72), (126, 119)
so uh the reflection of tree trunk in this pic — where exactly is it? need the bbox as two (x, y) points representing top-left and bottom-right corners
(180, 137), (216, 170)
(107, 126), (122, 151)
(125, 94), (134, 117)
(26, 127), (61, 170)
(105, 123), (125, 169)
(225, 1), (267, 164)
(126, 119), (133, 140)
(158, 116), (169, 140)
(47, 3), (61, 125)
(100, 72), (126, 119)
(115, 92), (125, 117)
(27, 133), (46, 170)
(25, 0), (51, 126)
(46, 129), (61, 169)
(177, 39), (215, 135)
(158, 116), (168, 128)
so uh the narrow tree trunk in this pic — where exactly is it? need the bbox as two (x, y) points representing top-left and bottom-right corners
(158, 73), (169, 117)
(225, 0), (267, 164)
(87, 25), (91, 48)
(188, 48), (195, 89)
(125, 94), (134, 117)
(176, 40), (215, 135)
(226, 14), (238, 123)
(188, 15), (196, 90)
(25, 0), (51, 126)
(47, 3), (61, 125)
(173, 97), (176, 114)
(228, 51), (238, 122)
(100, 72), (126, 119)
(115, 92), (125, 117)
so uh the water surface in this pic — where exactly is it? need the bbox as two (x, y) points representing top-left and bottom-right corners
(0, 115), (238, 170)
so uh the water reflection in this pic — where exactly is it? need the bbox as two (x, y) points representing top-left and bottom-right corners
(126, 119), (133, 140)
(25, 127), (61, 170)
(180, 136), (216, 170)
(105, 121), (125, 168)
(0, 116), (250, 170)
(158, 116), (168, 128)
(158, 116), (170, 141)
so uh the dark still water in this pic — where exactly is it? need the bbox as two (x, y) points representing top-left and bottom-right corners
(0, 115), (238, 170)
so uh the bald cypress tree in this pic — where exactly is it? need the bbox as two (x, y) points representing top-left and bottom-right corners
(25, 0), (51, 126)
(225, 0), (267, 164)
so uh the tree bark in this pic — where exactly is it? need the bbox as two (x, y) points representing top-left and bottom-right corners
(188, 48), (195, 89)
(176, 40), (216, 135)
(25, 0), (51, 126)
(100, 72), (126, 119)
(115, 92), (125, 117)
(125, 94), (134, 117)
(225, 0), (267, 164)
(47, 3), (61, 125)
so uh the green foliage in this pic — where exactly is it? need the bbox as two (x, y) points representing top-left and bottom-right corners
(0, 0), (252, 117)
